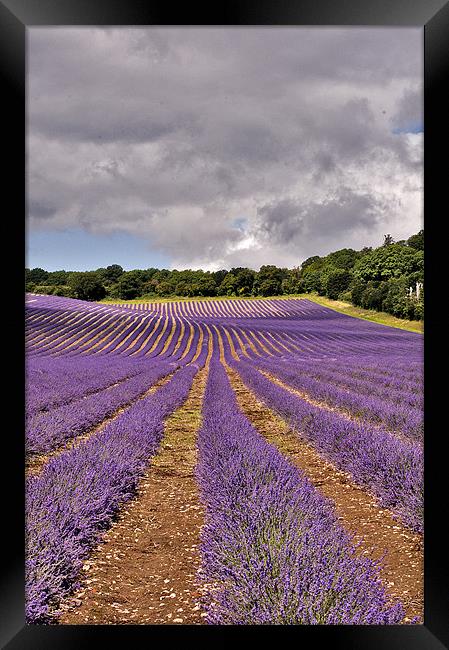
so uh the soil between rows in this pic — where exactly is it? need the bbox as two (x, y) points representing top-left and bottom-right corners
(59, 364), (209, 625)
(226, 364), (424, 623)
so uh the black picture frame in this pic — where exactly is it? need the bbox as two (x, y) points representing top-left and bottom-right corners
(2, 0), (448, 647)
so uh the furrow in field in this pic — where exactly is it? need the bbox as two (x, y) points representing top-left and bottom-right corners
(224, 362), (423, 622)
(25, 355), (209, 624)
(26, 367), (179, 478)
(259, 370), (417, 445)
(59, 331), (213, 624)
(230, 358), (423, 534)
(26, 309), (109, 350)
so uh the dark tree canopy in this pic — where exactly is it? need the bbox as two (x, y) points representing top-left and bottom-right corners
(26, 267), (49, 285)
(301, 255), (321, 270)
(69, 272), (106, 301)
(353, 244), (423, 282)
(325, 269), (352, 300)
(407, 229), (424, 251)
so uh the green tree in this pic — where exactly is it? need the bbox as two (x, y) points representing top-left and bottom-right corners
(353, 245), (423, 282)
(117, 270), (146, 299)
(407, 229), (424, 251)
(234, 269), (255, 296)
(211, 269), (228, 286)
(219, 273), (237, 296)
(258, 278), (280, 296)
(195, 275), (217, 296)
(46, 270), (69, 286)
(27, 268), (49, 285)
(69, 272), (106, 301)
(350, 279), (366, 307)
(301, 255), (322, 269)
(326, 248), (359, 270)
(155, 280), (175, 296)
(282, 267), (302, 294)
(100, 264), (124, 284)
(381, 277), (414, 319)
(300, 268), (323, 294)
(325, 269), (352, 299)
(360, 281), (384, 311)
(254, 265), (286, 296)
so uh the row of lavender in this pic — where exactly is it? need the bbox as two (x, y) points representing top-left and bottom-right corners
(217, 326), (423, 532)
(245, 356), (422, 442)
(26, 324), (205, 456)
(26, 293), (422, 365)
(27, 360), (174, 455)
(26, 341), (210, 623)
(196, 356), (405, 624)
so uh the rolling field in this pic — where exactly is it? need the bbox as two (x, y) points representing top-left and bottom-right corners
(25, 293), (423, 625)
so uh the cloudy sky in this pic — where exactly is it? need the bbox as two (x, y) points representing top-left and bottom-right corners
(27, 27), (423, 272)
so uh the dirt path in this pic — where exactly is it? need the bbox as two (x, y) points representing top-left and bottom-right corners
(59, 362), (209, 625)
(226, 364), (423, 623)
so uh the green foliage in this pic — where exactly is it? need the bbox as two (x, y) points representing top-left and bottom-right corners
(253, 265), (287, 296)
(350, 279), (366, 307)
(359, 247), (373, 257)
(219, 273), (237, 296)
(211, 269), (228, 286)
(407, 229), (424, 251)
(258, 278), (281, 297)
(115, 270), (150, 299)
(353, 245), (423, 282)
(300, 268), (323, 294)
(52, 286), (74, 297)
(337, 290), (352, 303)
(381, 278), (421, 320)
(26, 268), (49, 285)
(283, 267), (303, 294)
(46, 270), (69, 286)
(233, 269), (255, 296)
(360, 281), (385, 311)
(301, 255), (322, 270)
(326, 248), (359, 270)
(69, 272), (106, 301)
(32, 285), (75, 297)
(154, 280), (176, 296)
(325, 269), (352, 300)
(96, 264), (124, 285)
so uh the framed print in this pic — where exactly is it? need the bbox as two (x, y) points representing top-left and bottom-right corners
(1, 0), (448, 647)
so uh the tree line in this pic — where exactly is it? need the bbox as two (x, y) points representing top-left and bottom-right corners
(25, 229), (423, 321)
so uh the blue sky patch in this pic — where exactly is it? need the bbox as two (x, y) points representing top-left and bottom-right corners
(26, 229), (171, 271)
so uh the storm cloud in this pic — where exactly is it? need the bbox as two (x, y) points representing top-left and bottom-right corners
(27, 27), (423, 269)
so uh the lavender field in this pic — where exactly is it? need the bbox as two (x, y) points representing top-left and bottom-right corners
(25, 293), (423, 625)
